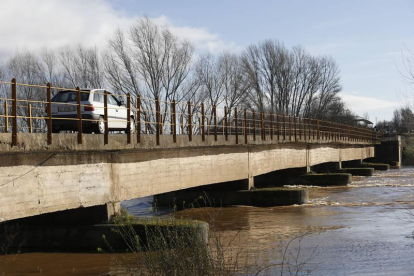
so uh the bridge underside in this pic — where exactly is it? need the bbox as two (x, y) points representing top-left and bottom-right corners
(0, 133), (374, 222)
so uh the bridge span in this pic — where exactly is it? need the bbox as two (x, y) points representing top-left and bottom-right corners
(0, 132), (379, 223)
(0, 78), (390, 223)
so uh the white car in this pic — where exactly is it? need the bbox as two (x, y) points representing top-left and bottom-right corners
(50, 89), (135, 134)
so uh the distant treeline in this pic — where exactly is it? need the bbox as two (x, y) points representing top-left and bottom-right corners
(0, 17), (356, 132)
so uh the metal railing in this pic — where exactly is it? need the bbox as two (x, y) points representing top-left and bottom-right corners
(0, 78), (382, 146)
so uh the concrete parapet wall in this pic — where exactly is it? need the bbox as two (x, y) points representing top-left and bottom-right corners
(0, 133), (375, 222)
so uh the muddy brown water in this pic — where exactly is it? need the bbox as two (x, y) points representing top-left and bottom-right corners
(2, 168), (414, 275)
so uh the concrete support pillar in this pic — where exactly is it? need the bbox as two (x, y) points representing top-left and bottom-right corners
(247, 175), (254, 190)
(306, 144), (311, 173)
(106, 202), (121, 221)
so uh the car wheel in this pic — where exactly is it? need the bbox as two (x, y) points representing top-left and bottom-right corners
(96, 116), (105, 134)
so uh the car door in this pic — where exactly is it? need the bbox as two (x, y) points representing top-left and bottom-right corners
(107, 93), (119, 129)
(116, 96), (128, 129)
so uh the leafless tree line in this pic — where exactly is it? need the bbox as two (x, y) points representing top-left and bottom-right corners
(0, 17), (355, 133)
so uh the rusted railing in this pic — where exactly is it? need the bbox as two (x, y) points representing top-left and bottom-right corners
(0, 79), (382, 147)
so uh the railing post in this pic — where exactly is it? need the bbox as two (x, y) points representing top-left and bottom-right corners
(126, 93), (131, 144)
(172, 100), (177, 143)
(213, 105), (217, 142)
(28, 103), (32, 133)
(76, 87), (82, 144)
(201, 103), (205, 142)
(4, 101), (8, 133)
(155, 97), (160, 145)
(347, 125), (350, 141)
(46, 83), (52, 144)
(160, 114), (163, 135)
(294, 116), (297, 141)
(179, 114), (183, 134)
(187, 101), (192, 142)
(270, 113), (274, 140)
(104, 91), (108, 145)
(304, 118), (307, 141)
(11, 78), (17, 146)
(261, 112), (265, 141)
(317, 119), (320, 141)
(235, 108), (239, 144)
(253, 109), (256, 141)
(288, 115), (292, 141)
(244, 109), (247, 144)
(276, 114), (279, 141)
(283, 115), (286, 140)
(136, 95), (141, 144)
(224, 106), (228, 141)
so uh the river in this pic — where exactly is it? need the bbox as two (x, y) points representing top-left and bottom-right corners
(1, 167), (414, 275)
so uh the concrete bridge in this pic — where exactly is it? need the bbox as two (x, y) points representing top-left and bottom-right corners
(0, 130), (390, 223)
(0, 78), (393, 223)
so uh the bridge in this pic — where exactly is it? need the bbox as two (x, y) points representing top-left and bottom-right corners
(0, 79), (392, 223)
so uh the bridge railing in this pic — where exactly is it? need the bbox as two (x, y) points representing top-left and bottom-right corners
(0, 78), (381, 146)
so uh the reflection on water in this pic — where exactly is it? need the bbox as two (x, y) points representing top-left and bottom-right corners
(2, 168), (414, 275)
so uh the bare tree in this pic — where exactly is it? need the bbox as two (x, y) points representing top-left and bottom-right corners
(59, 45), (104, 89)
(6, 51), (47, 132)
(105, 18), (195, 133)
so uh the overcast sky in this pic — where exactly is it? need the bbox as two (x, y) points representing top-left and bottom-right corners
(1, 0), (413, 122)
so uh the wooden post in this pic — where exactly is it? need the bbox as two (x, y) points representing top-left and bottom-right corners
(244, 109), (247, 144)
(207, 118), (210, 136)
(235, 108), (238, 144)
(155, 97), (160, 145)
(261, 112), (265, 141)
(253, 110), (256, 141)
(180, 114), (184, 134)
(299, 117), (302, 141)
(187, 101), (192, 142)
(47, 83), (52, 145)
(11, 78), (17, 146)
(213, 105), (217, 141)
(4, 101), (8, 133)
(126, 93), (131, 144)
(201, 103), (205, 142)
(224, 106), (228, 141)
(104, 91), (108, 145)
(160, 114), (163, 135)
(270, 113), (274, 140)
(28, 103), (32, 133)
(76, 87), (82, 144)
(288, 115), (292, 141)
(304, 118), (307, 141)
(283, 115), (286, 140)
(276, 114), (279, 141)
(172, 100), (177, 143)
(293, 116), (298, 142)
(317, 119), (320, 141)
(136, 95), (141, 144)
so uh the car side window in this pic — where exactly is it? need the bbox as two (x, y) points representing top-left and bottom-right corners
(93, 91), (103, 103)
(108, 95), (118, 105)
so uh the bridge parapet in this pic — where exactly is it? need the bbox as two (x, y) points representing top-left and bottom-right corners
(0, 79), (381, 150)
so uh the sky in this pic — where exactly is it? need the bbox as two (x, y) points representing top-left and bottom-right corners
(1, 0), (414, 122)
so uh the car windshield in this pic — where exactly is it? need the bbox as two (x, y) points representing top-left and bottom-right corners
(52, 91), (90, 102)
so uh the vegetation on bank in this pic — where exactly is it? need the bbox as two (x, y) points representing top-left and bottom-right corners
(105, 208), (316, 275)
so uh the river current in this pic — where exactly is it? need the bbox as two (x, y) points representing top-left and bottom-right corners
(1, 167), (414, 275)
